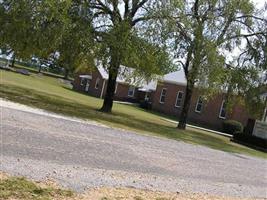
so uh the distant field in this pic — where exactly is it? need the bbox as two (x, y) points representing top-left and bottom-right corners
(0, 58), (69, 79)
(0, 70), (266, 158)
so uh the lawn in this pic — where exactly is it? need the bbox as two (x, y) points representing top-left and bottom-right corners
(0, 70), (266, 158)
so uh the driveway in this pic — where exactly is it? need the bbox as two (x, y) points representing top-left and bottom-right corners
(0, 100), (266, 199)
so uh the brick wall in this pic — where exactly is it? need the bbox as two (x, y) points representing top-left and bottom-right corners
(114, 83), (139, 102)
(152, 82), (186, 116)
(152, 81), (250, 131)
(73, 71), (142, 102)
(73, 70), (105, 98)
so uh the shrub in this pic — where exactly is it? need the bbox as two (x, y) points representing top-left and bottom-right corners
(233, 133), (267, 150)
(222, 120), (243, 135)
(140, 100), (152, 110)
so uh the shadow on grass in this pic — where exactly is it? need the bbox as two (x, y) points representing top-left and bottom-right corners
(0, 84), (266, 158)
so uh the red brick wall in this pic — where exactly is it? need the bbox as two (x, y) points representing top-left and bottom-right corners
(152, 82), (186, 116)
(152, 81), (250, 131)
(73, 70), (105, 98)
(114, 83), (139, 102)
(187, 91), (226, 130)
(73, 71), (141, 101)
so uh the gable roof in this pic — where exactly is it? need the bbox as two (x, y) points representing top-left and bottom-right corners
(97, 64), (157, 91)
(97, 64), (187, 91)
(162, 69), (187, 86)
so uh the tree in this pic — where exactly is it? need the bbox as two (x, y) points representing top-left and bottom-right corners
(0, 0), (71, 61)
(224, 10), (267, 119)
(163, 0), (265, 129)
(55, 1), (95, 80)
(87, 0), (174, 113)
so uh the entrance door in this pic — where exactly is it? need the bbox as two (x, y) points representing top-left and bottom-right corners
(85, 79), (90, 92)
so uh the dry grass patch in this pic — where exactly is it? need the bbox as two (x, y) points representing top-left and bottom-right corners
(78, 187), (263, 200)
(0, 172), (264, 200)
(0, 172), (74, 200)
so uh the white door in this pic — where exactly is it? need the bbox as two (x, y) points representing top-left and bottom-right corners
(85, 80), (90, 92)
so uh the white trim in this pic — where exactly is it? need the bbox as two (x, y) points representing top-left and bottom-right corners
(161, 80), (187, 86)
(195, 96), (203, 113)
(128, 86), (135, 97)
(114, 83), (118, 94)
(79, 75), (92, 79)
(159, 88), (167, 104)
(80, 78), (83, 86)
(100, 80), (106, 99)
(95, 78), (100, 89)
(175, 91), (184, 108)
(219, 100), (226, 119)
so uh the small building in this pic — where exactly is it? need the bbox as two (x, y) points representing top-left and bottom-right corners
(72, 65), (157, 103)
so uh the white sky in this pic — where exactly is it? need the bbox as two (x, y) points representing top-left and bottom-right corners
(253, 0), (266, 8)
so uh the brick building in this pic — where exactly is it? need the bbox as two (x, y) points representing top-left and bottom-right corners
(152, 70), (250, 131)
(73, 66), (253, 131)
(73, 65), (156, 103)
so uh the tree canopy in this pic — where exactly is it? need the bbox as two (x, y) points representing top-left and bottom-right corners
(160, 0), (266, 129)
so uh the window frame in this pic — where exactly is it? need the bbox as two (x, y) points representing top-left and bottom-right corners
(114, 83), (118, 94)
(128, 85), (135, 97)
(175, 91), (184, 108)
(195, 96), (204, 113)
(80, 78), (86, 86)
(159, 88), (167, 104)
(219, 100), (227, 119)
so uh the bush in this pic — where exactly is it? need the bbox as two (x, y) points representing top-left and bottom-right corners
(233, 133), (267, 150)
(140, 100), (152, 110)
(222, 120), (243, 135)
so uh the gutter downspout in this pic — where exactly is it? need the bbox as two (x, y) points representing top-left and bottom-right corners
(100, 79), (106, 99)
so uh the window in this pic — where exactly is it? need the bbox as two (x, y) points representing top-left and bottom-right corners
(80, 78), (87, 86)
(95, 78), (100, 89)
(219, 100), (227, 119)
(159, 88), (167, 103)
(128, 86), (135, 97)
(114, 83), (118, 94)
(195, 96), (204, 113)
(175, 91), (184, 107)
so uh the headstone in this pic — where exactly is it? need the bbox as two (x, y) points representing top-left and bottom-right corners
(252, 120), (267, 139)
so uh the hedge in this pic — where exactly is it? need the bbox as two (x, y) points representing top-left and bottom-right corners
(233, 133), (267, 151)
(222, 120), (243, 135)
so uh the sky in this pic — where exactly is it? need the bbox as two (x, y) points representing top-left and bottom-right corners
(253, 0), (266, 9)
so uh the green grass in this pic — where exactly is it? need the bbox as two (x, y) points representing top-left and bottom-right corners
(0, 59), (69, 79)
(0, 176), (73, 200)
(0, 70), (266, 158)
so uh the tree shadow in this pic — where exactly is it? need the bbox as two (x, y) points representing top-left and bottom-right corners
(0, 84), (264, 157)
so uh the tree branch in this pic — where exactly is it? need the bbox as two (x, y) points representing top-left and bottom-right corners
(131, 0), (149, 18)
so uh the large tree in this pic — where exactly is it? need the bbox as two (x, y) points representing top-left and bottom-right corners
(55, 1), (95, 79)
(88, 0), (173, 112)
(0, 0), (71, 61)
(162, 0), (266, 129)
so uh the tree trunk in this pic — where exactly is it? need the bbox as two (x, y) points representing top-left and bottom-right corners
(11, 54), (15, 68)
(100, 54), (120, 113)
(64, 69), (69, 80)
(38, 64), (42, 73)
(177, 82), (194, 129)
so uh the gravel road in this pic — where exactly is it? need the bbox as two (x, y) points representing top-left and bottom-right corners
(0, 100), (266, 199)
